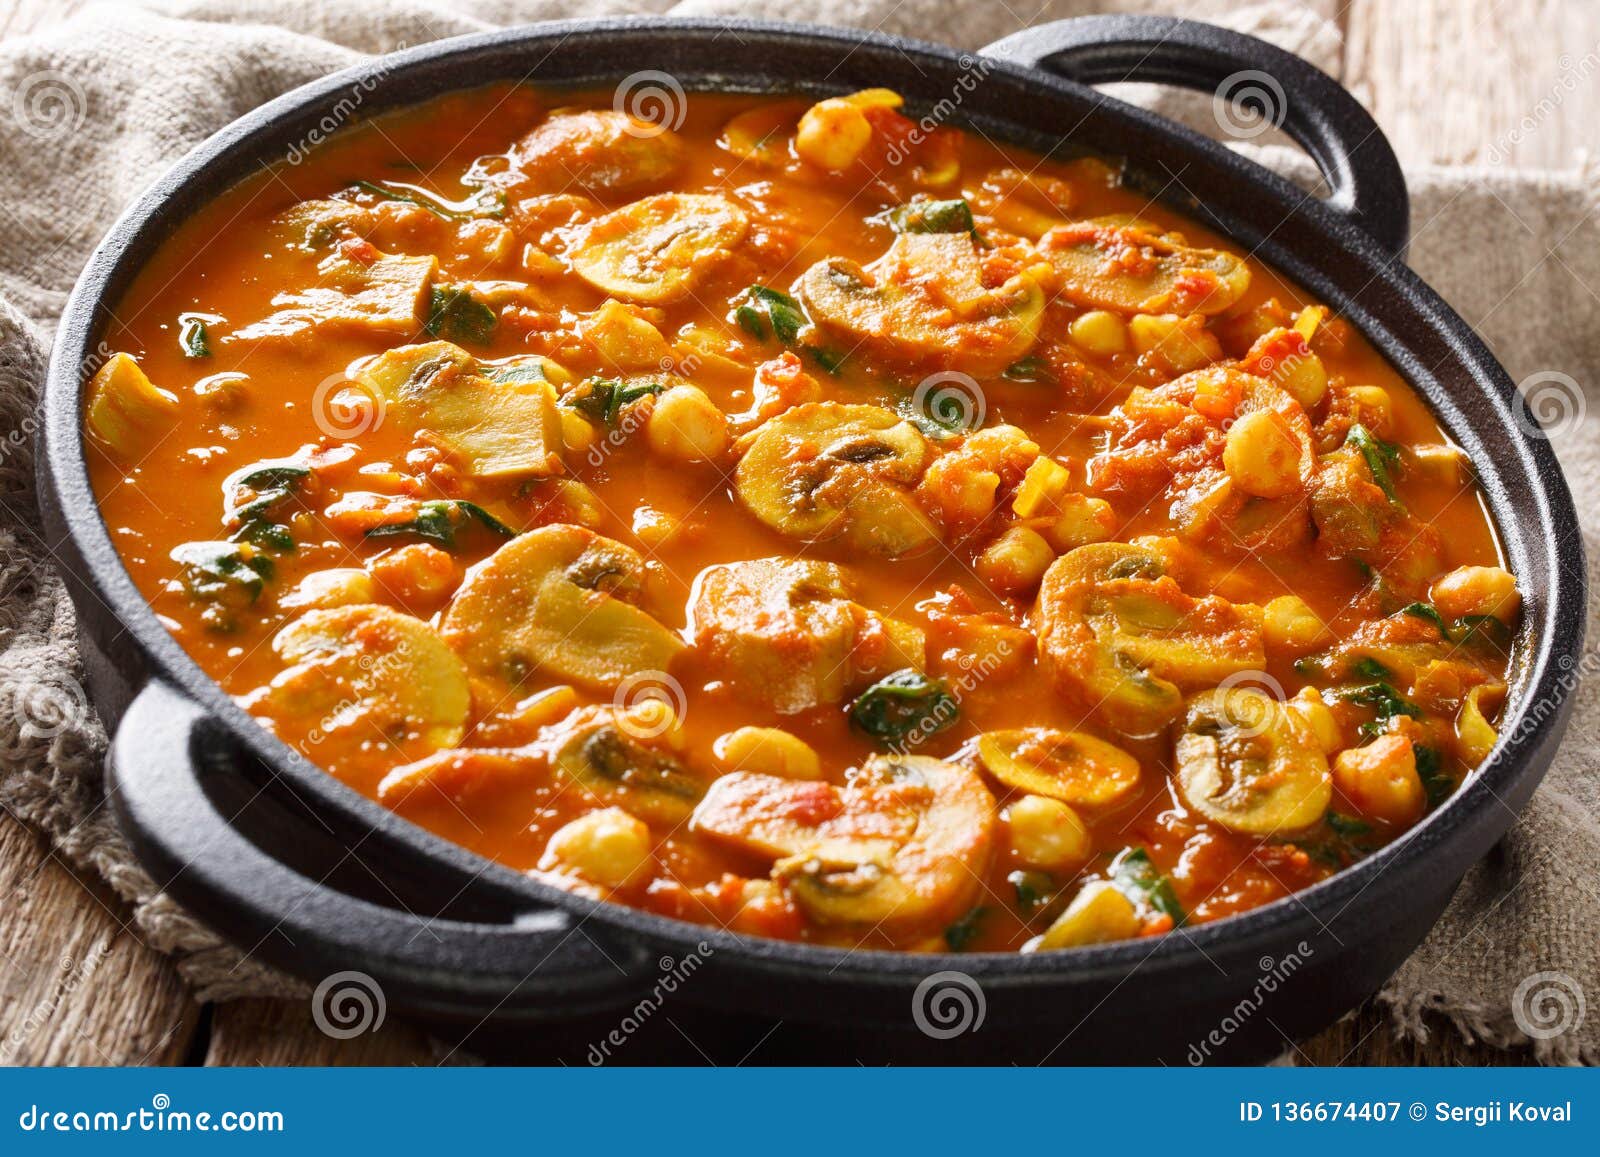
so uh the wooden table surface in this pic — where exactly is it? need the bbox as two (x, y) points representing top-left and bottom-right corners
(3, 0), (1595, 1067)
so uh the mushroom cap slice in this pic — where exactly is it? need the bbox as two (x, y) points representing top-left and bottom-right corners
(688, 557), (925, 714)
(693, 756), (995, 932)
(1176, 688), (1332, 835)
(798, 233), (1045, 375)
(777, 756), (996, 930)
(513, 109), (686, 195)
(244, 604), (470, 761)
(441, 524), (686, 691)
(1037, 220), (1251, 316)
(976, 727), (1142, 809)
(358, 341), (566, 480)
(733, 402), (938, 557)
(569, 192), (748, 305)
(551, 710), (705, 825)
(1036, 542), (1266, 736)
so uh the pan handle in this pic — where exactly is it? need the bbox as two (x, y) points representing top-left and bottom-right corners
(980, 15), (1410, 259)
(108, 679), (655, 1019)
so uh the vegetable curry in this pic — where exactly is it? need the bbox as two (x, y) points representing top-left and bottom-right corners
(87, 84), (1520, 953)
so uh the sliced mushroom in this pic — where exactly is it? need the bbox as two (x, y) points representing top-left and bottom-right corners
(976, 727), (1142, 809)
(230, 252), (437, 344)
(440, 524), (685, 691)
(734, 402), (938, 556)
(513, 109), (685, 194)
(242, 604), (469, 760)
(1175, 688), (1332, 835)
(797, 233), (1045, 375)
(1037, 220), (1250, 316)
(720, 100), (807, 164)
(689, 557), (924, 714)
(569, 192), (748, 305)
(551, 708), (706, 825)
(693, 755), (996, 931)
(691, 771), (914, 865)
(357, 341), (565, 479)
(1036, 542), (1266, 735)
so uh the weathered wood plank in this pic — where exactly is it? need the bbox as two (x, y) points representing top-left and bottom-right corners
(205, 998), (436, 1067)
(0, 813), (198, 1065)
(1344, 0), (1600, 169)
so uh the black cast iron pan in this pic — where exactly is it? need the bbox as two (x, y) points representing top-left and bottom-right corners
(37, 16), (1586, 1064)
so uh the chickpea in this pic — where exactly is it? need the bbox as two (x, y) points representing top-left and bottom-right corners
(1045, 493), (1117, 551)
(1333, 735), (1425, 825)
(713, 726), (823, 780)
(1287, 686), (1341, 754)
(1345, 384), (1393, 434)
(1278, 351), (1327, 411)
(1007, 795), (1092, 871)
(795, 98), (872, 171)
(976, 526), (1056, 595)
(1262, 594), (1328, 651)
(647, 385), (731, 464)
(583, 299), (671, 370)
(1242, 328), (1326, 410)
(1128, 312), (1222, 371)
(631, 504), (684, 548)
(917, 454), (1000, 531)
(193, 371), (251, 412)
(1068, 309), (1128, 356)
(1222, 409), (1305, 498)
(280, 567), (378, 611)
(560, 409), (600, 455)
(369, 543), (459, 606)
(1431, 565), (1520, 621)
(539, 807), (653, 889)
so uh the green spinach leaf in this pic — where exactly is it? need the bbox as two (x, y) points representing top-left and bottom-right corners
(848, 669), (958, 745)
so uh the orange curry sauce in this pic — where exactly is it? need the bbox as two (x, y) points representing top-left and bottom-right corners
(87, 85), (1516, 952)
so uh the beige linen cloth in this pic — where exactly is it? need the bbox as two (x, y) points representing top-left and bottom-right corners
(0, 0), (1595, 1063)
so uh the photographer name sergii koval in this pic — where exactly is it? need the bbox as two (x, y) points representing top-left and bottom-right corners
(1436, 1102), (1574, 1126)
